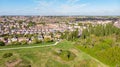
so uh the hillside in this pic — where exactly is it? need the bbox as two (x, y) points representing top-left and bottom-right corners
(0, 40), (107, 67)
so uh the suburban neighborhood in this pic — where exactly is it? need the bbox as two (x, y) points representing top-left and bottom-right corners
(0, 16), (120, 45)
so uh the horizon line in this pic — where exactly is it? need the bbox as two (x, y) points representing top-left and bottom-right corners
(0, 15), (120, 17)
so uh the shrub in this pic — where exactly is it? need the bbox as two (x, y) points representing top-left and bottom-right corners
(3, 53), (13, 58)
(0, 41), (5, 46)
(44, 37), (52, 43)
(31, 39), (42, 44)
(36, 39), (42, 44)
(21, 40), (28, 45)
(11, 41), (21, 45)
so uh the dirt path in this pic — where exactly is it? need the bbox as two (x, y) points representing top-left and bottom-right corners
(6, 59), (22, 67)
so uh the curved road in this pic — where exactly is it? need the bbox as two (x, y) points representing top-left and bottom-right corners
(0, 41), (59, 51)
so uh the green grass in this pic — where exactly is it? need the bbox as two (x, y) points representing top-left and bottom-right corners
(55, 40), (74, 49)
(74, 59), (99, 67)
(75, 35), (120, 67)
(45, 59), (69, 67)
(0, 42), (55, 49)
(54, 49), (76, 61)
(0, 40), (107, 67)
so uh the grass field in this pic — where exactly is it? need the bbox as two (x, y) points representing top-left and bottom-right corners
(0, 40), (108, 67)
(75, 35), (120, 67)
(0, 42), (55, 49)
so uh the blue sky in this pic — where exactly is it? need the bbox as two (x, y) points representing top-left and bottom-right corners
(0, 0), (120, 16)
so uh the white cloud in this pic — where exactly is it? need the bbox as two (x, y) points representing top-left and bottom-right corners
(32, 0), (120, 16)
(67, 0), (80, 4)
(34, 0), (88, 15)
(59, 4), (88, 13)
(34, 0), (57, 12)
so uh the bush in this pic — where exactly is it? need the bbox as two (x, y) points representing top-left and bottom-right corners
(44, 37), (52, 43)
(0, 41), (5, 46)
(36, 39), (42, 44)
(3, 53), (13, 58)
(11, 41), (21, 45)
(21, 40), (28, 45)
(31, 39), (42, 44)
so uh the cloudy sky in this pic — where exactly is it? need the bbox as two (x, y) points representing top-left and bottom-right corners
(0, 0), (120, 16)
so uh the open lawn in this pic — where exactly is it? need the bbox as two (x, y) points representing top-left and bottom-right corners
(0, 40), (107, 67)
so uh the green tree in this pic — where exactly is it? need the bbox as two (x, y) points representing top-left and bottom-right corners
(0, 41), (5, 46)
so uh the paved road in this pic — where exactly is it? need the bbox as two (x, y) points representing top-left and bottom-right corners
(0, 42), (59, 51)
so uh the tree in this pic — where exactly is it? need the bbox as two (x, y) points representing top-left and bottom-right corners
(10, 41), (21, 45)
(0, 41), (5, 46)
(81, 23), (120, 38)
(44, 37), (52, 43)
(21, 40), (28, 45)
(28, 21), (36, 27)
(49, 32), (54, 38)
